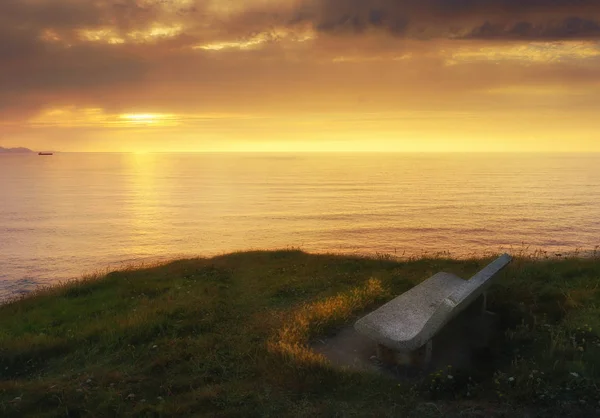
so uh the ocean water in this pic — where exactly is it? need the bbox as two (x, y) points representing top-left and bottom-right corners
(1, 153), (599, 300)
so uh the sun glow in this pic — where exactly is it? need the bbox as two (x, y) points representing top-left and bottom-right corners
(446, 41), (600, 65)
(119, 113), (178, 125)
(194, 28), (314, 51)
(79, 29), (125, 45)
(77, 24), (183, 45)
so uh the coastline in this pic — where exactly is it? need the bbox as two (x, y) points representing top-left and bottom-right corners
(2, 245), (598, 304)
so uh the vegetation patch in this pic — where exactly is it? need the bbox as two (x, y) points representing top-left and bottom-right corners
(0, 251), (599, 417)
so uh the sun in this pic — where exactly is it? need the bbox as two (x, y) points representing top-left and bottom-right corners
(118, 113), (177, 126)
(120, 114), (160, 123)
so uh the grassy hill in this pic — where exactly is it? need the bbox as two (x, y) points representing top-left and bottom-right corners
(0, 251), (599, 417)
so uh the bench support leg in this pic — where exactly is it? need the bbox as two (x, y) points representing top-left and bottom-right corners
(424, 340), (433, 366)
(377, 344), (409, 365)
(376, 342), (433, 368)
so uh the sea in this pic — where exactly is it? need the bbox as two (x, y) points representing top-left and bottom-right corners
(1, 152), (599, 300)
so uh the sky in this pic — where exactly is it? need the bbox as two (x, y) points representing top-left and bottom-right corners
(1, 0), (600, 152)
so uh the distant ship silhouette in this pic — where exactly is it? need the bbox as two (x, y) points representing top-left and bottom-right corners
(38, 152), (53, 156)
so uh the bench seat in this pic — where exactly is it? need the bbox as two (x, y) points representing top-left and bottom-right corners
(355, 254), (512, 354)
(355, 272), (465, 351)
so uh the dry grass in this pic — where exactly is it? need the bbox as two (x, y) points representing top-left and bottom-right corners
(270, 278), (387, 364)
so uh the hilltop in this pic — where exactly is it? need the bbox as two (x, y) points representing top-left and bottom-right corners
(0, 250), (598, 417)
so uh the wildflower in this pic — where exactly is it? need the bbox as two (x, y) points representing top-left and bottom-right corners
(570, 372), (580, 378)
(578, 346), (584, 352)
(447, 375), (454, 380)
(508, 377), (515, 382)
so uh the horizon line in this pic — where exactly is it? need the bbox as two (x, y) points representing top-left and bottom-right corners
(8, 151), (600, 154)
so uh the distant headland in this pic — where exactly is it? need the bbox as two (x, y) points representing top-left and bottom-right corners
(0, 147), (56, 155)
(0, 146), (35, 154)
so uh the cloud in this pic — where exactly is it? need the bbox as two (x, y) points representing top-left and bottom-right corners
(2, 0), (600, 130)
(464, 17), (600, 40)
(281, 0), (600, 40)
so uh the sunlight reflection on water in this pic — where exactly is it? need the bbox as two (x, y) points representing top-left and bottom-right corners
(1, 152), (599, 299)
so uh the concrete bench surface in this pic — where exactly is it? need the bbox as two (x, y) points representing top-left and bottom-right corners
(354, 254), (512, 352)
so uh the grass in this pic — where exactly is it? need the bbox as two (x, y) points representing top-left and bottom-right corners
(0, 250), (599, 417)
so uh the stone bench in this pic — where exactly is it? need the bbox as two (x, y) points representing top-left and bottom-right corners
(354, 254), (512, 366)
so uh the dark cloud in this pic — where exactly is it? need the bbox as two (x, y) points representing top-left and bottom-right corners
(0, 0), (160, 32)
(0, 27), (43, 62)
(287, 0), (600, 39)
(465, 17), (600, 40)
(0, 0), (164, 114)
(4, 0), (600, 46)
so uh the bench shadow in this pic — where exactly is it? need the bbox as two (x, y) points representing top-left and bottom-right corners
(312, 295), (507, 381)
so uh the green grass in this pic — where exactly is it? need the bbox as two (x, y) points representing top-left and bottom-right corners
(0, 250), (599, 417)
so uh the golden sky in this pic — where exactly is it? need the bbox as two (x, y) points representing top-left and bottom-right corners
(1, 0), (600, 152)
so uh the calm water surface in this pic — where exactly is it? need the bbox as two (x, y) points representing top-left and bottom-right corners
(1, 153), (599, 299)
